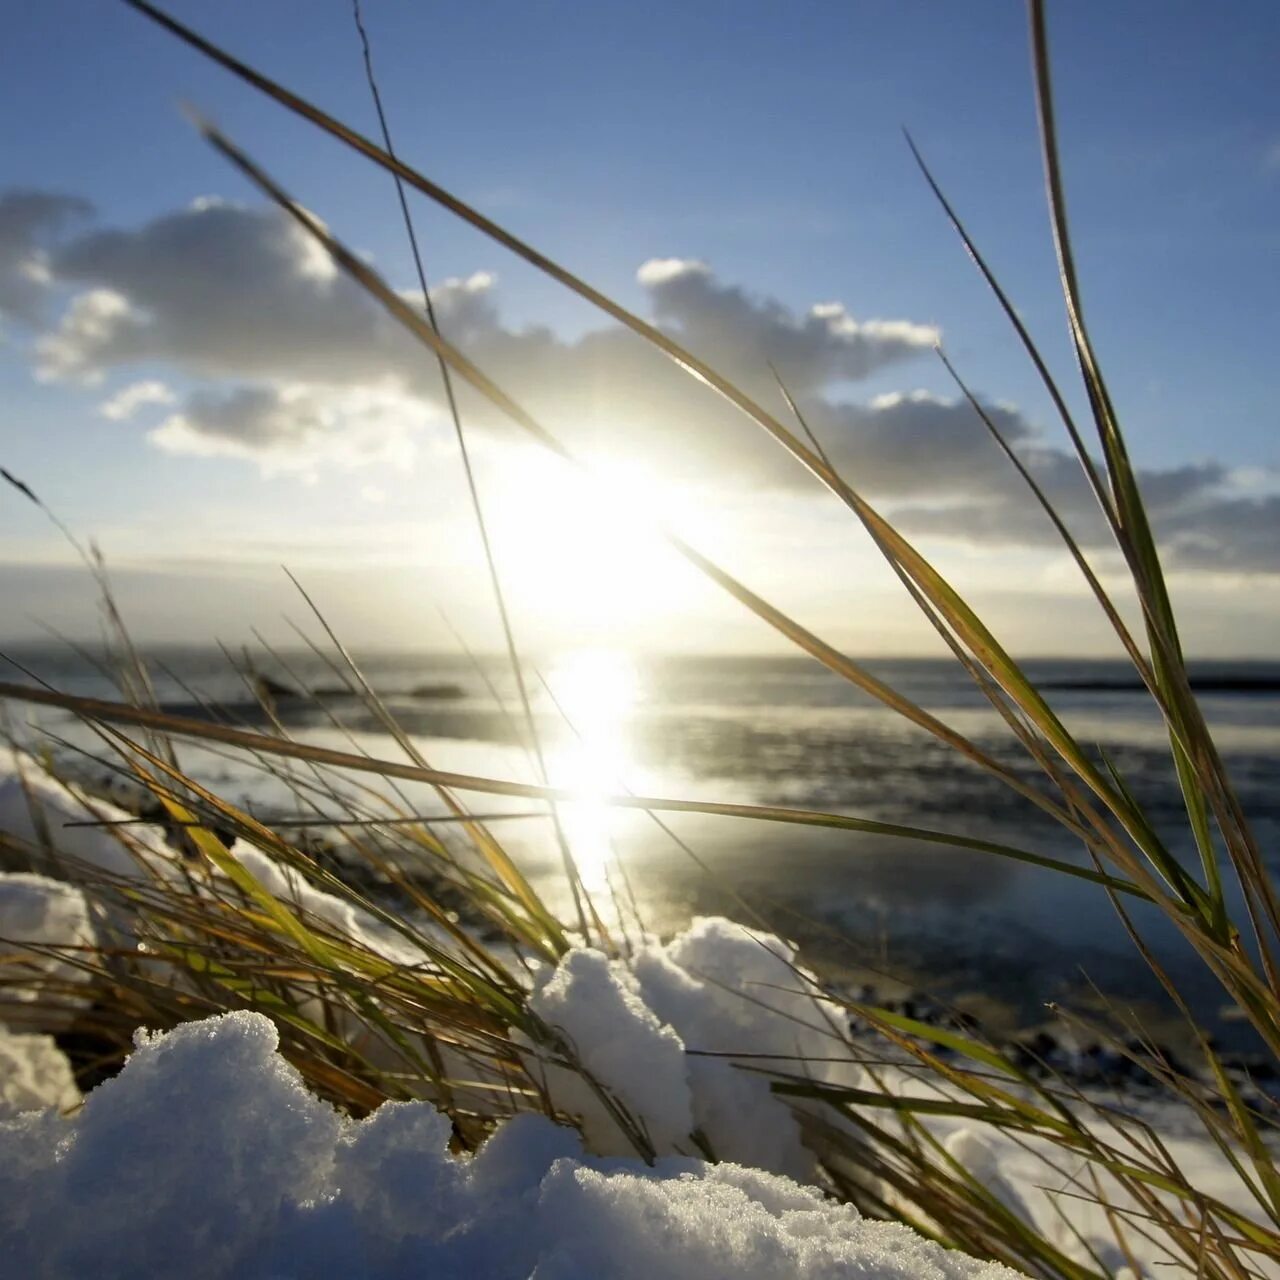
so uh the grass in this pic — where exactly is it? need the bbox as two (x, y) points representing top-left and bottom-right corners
(1, 0), (1277, 1276)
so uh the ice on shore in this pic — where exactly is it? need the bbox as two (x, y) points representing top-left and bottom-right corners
(0, 1010), (1025, 1280)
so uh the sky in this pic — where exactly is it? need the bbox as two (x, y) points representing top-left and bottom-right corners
(1, 0), (1277, 657)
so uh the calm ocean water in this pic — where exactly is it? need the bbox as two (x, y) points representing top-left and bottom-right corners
(5, 644), (1279, 1043)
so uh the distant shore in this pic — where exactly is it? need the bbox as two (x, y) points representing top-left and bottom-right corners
(1042, 675), (1280, 694)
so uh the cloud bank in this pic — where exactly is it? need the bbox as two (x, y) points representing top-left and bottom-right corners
(0, 191), (92, 325)
(3, 188), (1276, 574)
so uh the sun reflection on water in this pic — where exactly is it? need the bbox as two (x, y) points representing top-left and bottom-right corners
(543, 648), (639, 900)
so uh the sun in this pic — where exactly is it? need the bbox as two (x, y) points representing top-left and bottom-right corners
(486, 448), (710, 636)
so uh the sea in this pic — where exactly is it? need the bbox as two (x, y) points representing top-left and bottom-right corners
(4, 644), (1279, 1047)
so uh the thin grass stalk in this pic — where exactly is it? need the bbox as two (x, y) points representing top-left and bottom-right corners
(0, 472), (185, 780)
(933, 348), (1156, 693)
(265, 620), (474, 854)
(122, 11), (1280, 1012)
(11, 7), (1273, 1271)
(916, 118), (1250, 950)
(239, 628), (456, 861)
(773, 366), (1130, 860)
(277, 569), (569, 952)
(1026, 1), (1276, 960)
(349, 0), (592, 942)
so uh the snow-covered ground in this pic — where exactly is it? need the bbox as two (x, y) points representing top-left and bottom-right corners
(0, 1010), (1030, 1280)
(0, 758), (1272, 1278)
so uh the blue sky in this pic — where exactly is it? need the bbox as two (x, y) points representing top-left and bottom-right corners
(1, 1), (1277, 654)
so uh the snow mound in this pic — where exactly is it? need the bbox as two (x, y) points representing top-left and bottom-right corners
(0, 1010), (1023, 1280)
(526, 917), (853, 1177)
(0, 1025), (79, 1116)
(0, 872), (97, 1027)
(1, 1011), (341, 1278)
(527, 945), (694, 1154)
(534, 1160), (1012, 1280)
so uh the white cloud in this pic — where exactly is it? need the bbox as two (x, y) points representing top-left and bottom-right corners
(636, 257), (702, 286)
(35, 288), (136, 383)
(30, 199), (403, 385)
(2, 186), (1277, 572)
(639, 255), (938, 385)
(149, 383), (428, 477)
(15, 199), (934, 405)
(98, 379), (175, 421)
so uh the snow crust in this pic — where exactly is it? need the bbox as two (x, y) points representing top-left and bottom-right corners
(0, 1010), (1024, 1280)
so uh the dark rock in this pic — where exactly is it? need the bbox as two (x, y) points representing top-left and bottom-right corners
(1219, 1052), (1278, 1084)
(1040, 676), (1280, 695)
(1152, 1043), (1192, 1080)
(1009, 1029), (1060, 1073)
(56, 1001), (131, 1093)
(254, 674), (300, 701)
(409, 683), (466, 700)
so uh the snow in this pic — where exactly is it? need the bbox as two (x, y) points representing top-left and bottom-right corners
(526, 945), (694, 1154)
(0, 1010), (1026, 1280)
(0, 760), (423, 964)
(524, 917), (855, 1177)
(0, 762), (172, 881)
(0, 1025), (80, 1116)
(0, 871), (97, 1027)
(230, 840), (426, 969)
(525, 926), (1274, 1277)
(532, 1160), (1009, 1280)
(633, 916), (854, 1178)
(941, 1129), (1035, 1227)
(1, 1012), (339, 1278)
(0, 873), (93, 1115)
(887, 1085), (1267, 1277)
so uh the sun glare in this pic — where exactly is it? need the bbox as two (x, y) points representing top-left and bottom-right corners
(543, 648), (640, 900)
(489, 450), (710, 637)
